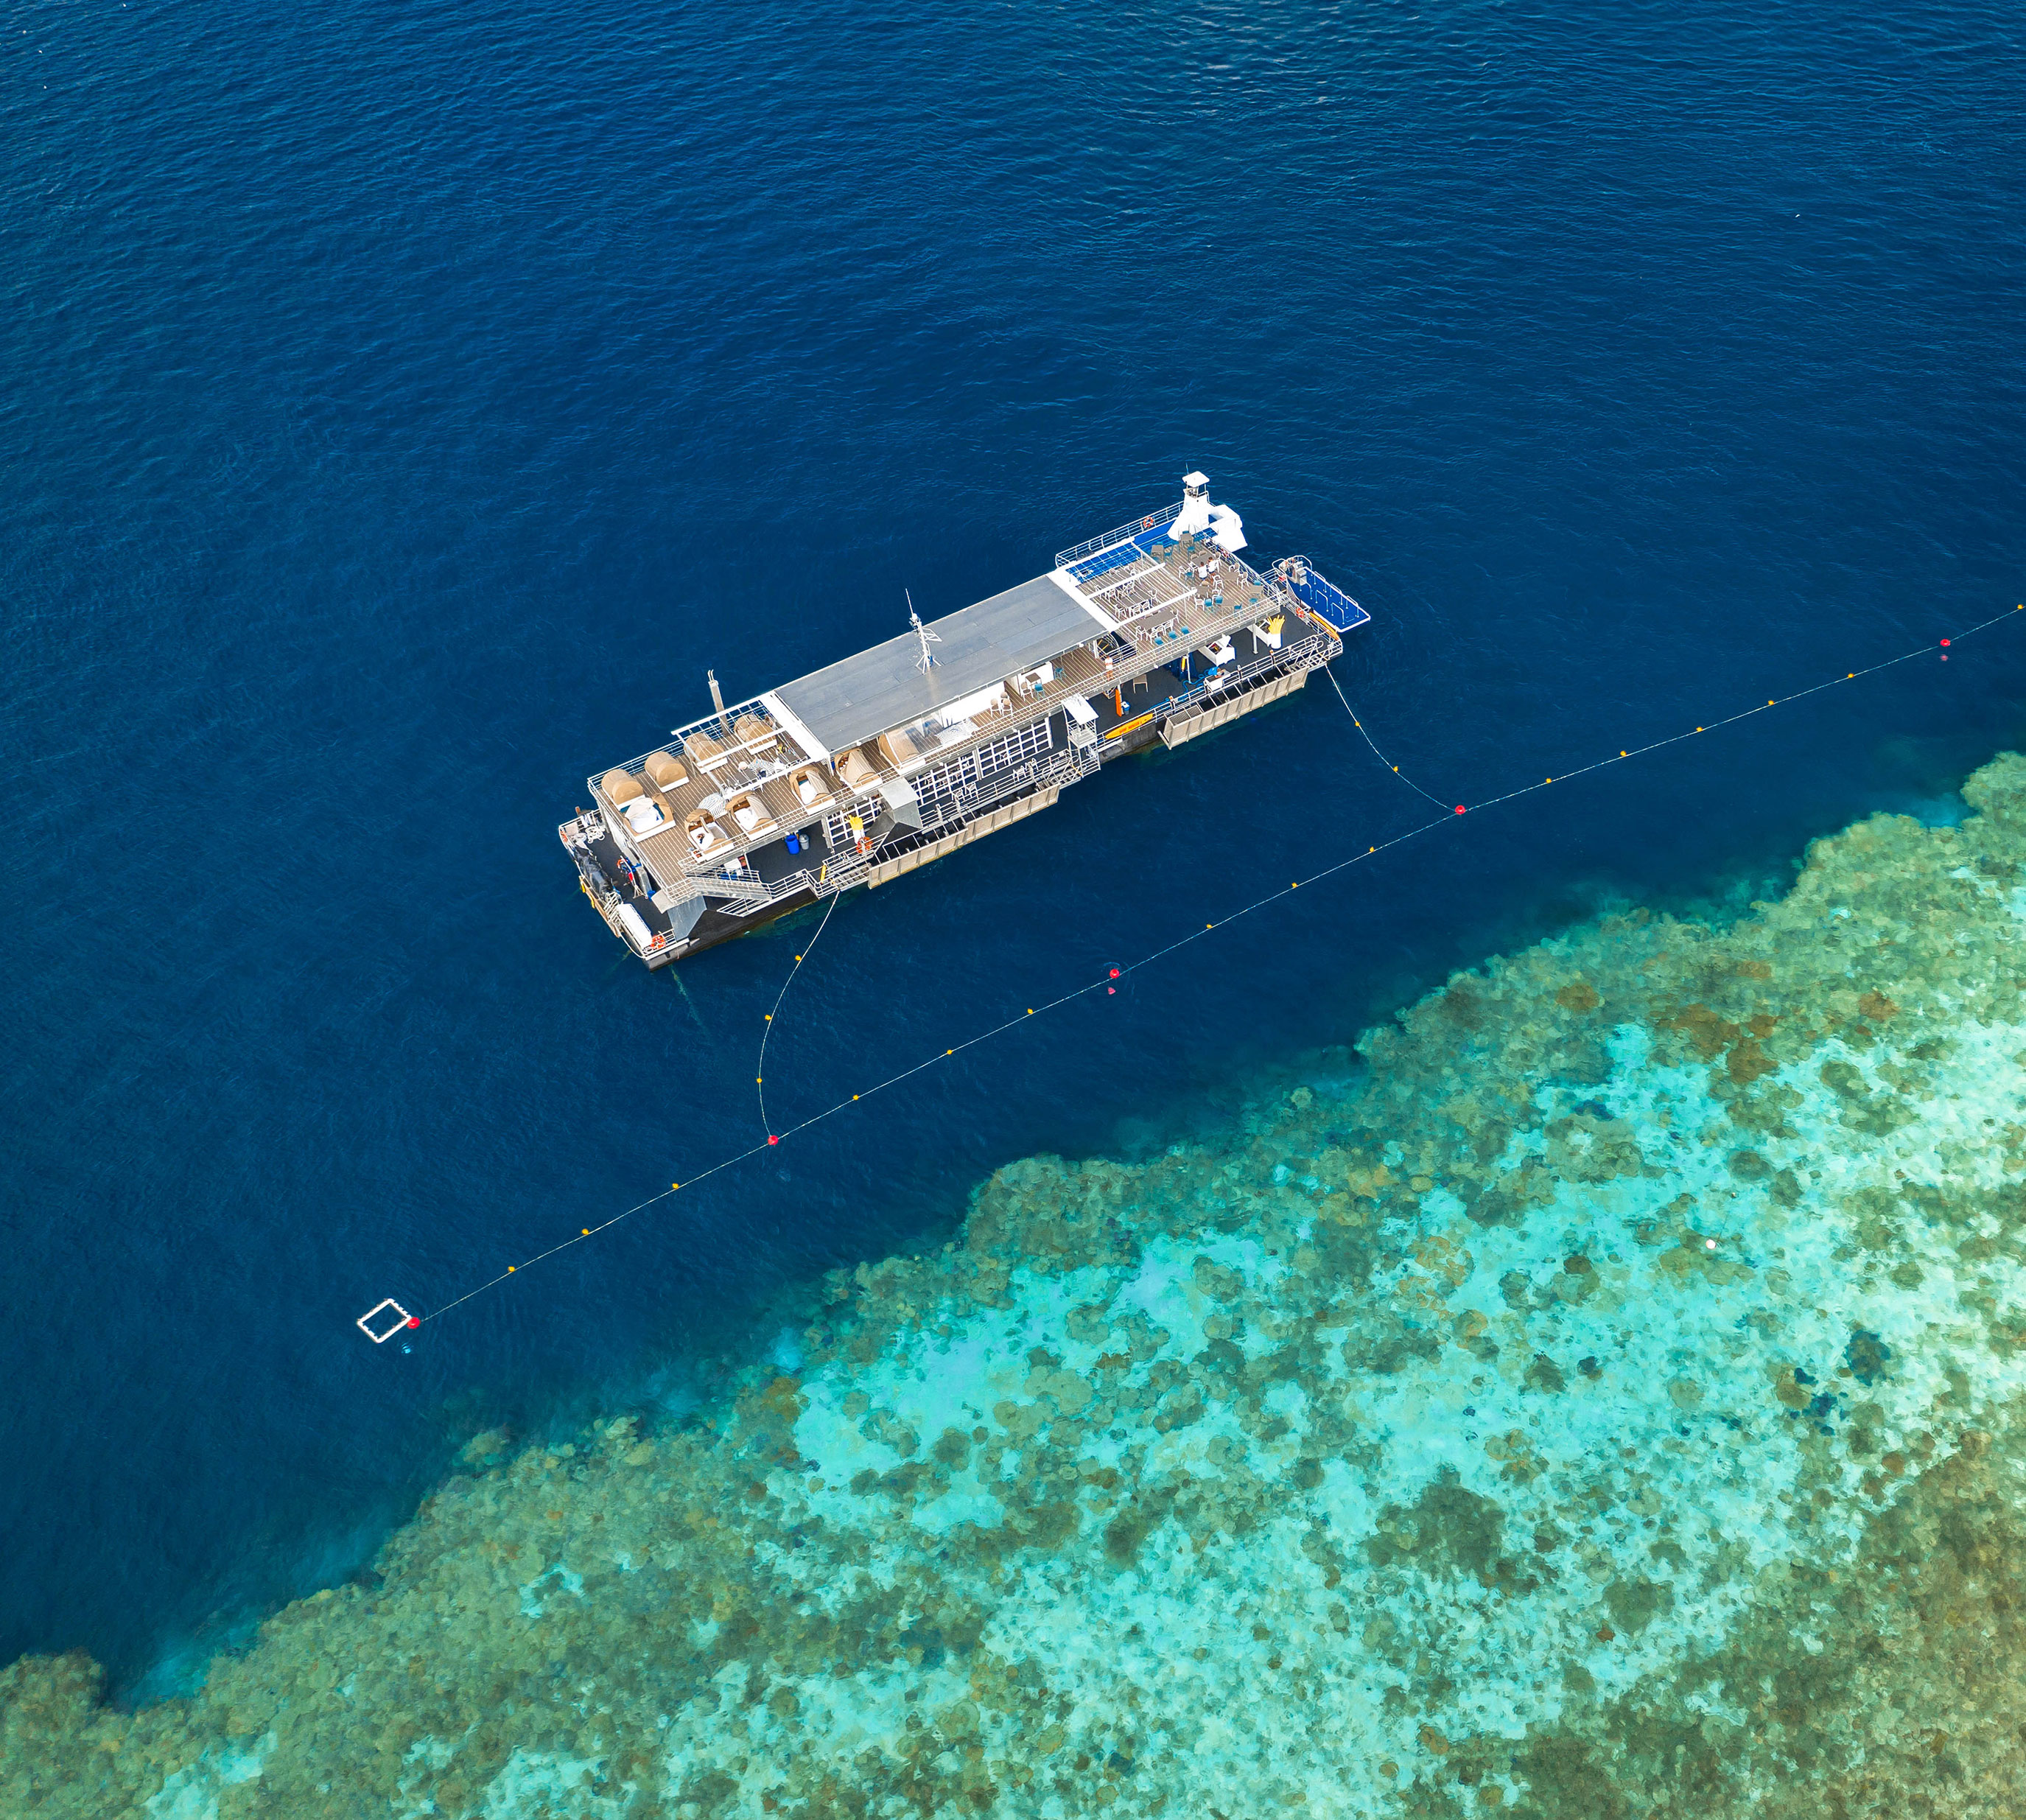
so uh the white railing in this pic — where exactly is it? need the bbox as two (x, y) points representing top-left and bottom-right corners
(872, 742), (1101, 870)
(671, 856), (855, 924)
(698, 869), (774, 904)
(1124, 620), (1338, 736)
(1056, 500), (1182, 570)
(631, 629), (1330, 953)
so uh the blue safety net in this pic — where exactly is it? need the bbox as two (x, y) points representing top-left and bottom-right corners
(1068, 521), (1185, 585)
(1281, 563), (1370, 631)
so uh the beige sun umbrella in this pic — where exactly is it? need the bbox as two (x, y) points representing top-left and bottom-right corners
(644, 751), (687, 790)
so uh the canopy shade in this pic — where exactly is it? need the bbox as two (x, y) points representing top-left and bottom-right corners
(774, 575), (1104, 757)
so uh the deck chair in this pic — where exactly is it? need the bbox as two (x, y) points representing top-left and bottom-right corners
(644, 751), (688, 791)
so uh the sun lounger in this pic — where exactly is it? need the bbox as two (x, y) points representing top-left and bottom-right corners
(643, 751), (689, 791)
(727, 793), (777, 838)
(621, 796), (668, 835)
(685, 813), (732, 859)
(791, 766), (835, 811)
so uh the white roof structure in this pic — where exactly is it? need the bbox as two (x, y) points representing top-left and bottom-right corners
(771, 574), (1109, 757)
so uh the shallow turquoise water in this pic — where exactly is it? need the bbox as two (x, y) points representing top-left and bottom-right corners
(13, 757), (2026, 1816)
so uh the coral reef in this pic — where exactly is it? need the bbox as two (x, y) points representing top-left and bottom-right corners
(9, 754), (2026, 1818)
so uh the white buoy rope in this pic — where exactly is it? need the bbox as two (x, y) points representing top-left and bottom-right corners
(757, 886), (842, 1141)
(357, 604), (2025, 1339)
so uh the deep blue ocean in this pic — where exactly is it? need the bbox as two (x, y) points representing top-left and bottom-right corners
(4, 0), (2022, 1695)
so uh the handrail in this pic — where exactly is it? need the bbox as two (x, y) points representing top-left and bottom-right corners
(912, 741), (1092, 832)
(1125, 625), (1338, 738)
(628, 557), (1347, 910)
(636, 630), (1329, 948)
(694, 869), (774, 903)
(1056, 500), (1182, 570)
(873, 743), (1101, 866)
(674, 743), (1095, 923)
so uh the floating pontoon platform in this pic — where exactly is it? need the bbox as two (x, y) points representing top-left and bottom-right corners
(560, 473), (1370, 967)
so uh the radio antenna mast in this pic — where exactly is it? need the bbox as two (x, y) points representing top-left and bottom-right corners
(908, 589), (941, 675)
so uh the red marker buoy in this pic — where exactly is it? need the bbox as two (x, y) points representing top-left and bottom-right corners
(1109, 967), (1121, 978)
(1941, 638), (1951, 646)
(407, 1316), (419, 1329)
(1454, 805), (1466, 815)
(1108, 987), (1116, 995)
(767, 1134), (779, 1146)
